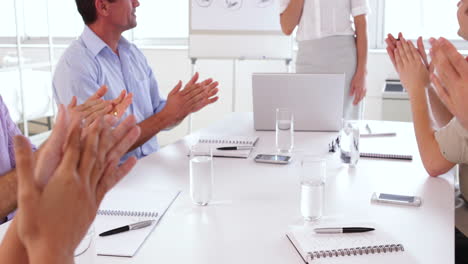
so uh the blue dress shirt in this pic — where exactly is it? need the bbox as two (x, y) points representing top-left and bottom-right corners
(53, 26), (167, 160)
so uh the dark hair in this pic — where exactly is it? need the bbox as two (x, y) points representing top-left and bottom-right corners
(75, 0), (115, 25)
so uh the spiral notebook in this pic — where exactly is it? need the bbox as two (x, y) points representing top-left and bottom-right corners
(94, 188), (180, 257)
(286, 225), (414, 264)
(194, 135), (259, 158)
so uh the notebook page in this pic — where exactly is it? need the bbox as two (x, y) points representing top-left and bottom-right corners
(94, 189), (180, 257)
(287, 226), (415, 264)
(196, 135), (259, 158)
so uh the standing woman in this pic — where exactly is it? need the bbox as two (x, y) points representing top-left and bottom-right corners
(280, 0), (370, 119)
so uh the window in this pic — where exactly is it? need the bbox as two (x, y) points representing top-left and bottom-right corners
(379, 0), (464, 48)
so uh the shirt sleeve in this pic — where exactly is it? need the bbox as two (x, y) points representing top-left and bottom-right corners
(435, 118), (468, 164)
(279, 0), (291, 14)
(0, 96), (36, 169)
(147, 68), (167, 114)
(350, 0), (370, 17)
(53, 52), (101, 106)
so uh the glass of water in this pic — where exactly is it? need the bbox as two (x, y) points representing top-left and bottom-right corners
(300, 156), (326, 221)
(190, 146), (214, 206)
(276, 108), (294, 153)
(74, 225), (94, 257)
(339, 120), (360, 167)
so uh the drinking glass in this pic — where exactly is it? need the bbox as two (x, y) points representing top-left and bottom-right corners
(190, 146), (214, 206)
(276, 108), (294, 153)
(339, 120), (360, 167)
(300, 156), (326, 221)
(74, 225), (94, 257)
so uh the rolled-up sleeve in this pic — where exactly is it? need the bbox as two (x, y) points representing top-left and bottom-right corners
(435, 118), (468, 164)
(279, 0), (290, 14)
(351, 0), (370, 17)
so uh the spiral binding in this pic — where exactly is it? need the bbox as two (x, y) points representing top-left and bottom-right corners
(199, 139), (253, 145)
(97, 210), (158, 218)
(360, 152), (413, 160)
(307, 244), (404, 261)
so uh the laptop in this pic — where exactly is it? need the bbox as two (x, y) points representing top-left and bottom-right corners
(252, 73), (345, 131)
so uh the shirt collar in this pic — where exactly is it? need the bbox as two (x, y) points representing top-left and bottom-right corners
(80, 26), (131, 57)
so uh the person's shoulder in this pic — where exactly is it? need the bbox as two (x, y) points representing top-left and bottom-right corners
(55, 38), (98, 73)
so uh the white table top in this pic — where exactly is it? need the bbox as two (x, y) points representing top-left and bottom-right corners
(0, 113), (455, 264)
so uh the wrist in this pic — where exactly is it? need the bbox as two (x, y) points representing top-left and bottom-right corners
(28, 243), (74, 264)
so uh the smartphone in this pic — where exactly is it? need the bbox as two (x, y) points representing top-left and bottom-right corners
(371, 192), (422, 207)
(254, 154), (292, 164)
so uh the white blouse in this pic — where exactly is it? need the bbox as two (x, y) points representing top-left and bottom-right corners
(279, 0), (370, 41)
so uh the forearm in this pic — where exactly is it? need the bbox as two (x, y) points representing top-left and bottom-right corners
(426, 85), (454, 129)
(28, 246), (73, 264)
(354, 15), (368, 75)
(0, 220), (28, 264)
(130, 109), (174, 151)
(0, 170), (18, 219)
(409, 89), (455, 176)
(280, 0), (304, 35)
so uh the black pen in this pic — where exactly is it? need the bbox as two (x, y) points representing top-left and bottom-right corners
(216, 146), (252, 151)
(99, 219), (155, 237)
(314, 227), (375, 234)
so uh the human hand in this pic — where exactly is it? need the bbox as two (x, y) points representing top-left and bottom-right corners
(163, 72), (219, 126)
(394, 36), (431, 96)
(386, 32), (402, 70)
(68, 85), (112, 127)
(14, 113), (140, 262)
(430, 37), (468, 130)
(108, 90), (133, 119)
(350, 71), (367, 105)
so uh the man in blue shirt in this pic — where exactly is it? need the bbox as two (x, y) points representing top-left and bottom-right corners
(53, 0), (219, 160)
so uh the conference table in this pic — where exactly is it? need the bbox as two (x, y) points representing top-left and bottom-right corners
(0, 112), (455, 263)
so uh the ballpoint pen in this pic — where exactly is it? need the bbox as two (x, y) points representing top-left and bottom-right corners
(99, 219), (155, 237)
(314, 227), (375, 234)
(216, 146), (252, 150)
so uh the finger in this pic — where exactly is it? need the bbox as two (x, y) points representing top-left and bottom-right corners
(103, 114), (118, 127)
(96, 157), (137, 205)
(353, 87), (361, 105)
(113, 93), (133, 118)
(67, 96), (77, 109)
(386, 45), (397, 69)
(105, 126), (141, 163)
(74, 99), (106, 115)
(14, 135), (39, 207)
(417, 37), (429, 67)
(402, 39), (415, 61)
(35, 104), (69, 187)
(431, 73), (455, 113)
(90, 119), (113, 188)
(111, 115), (138, 142)
(441, 38), (468, 77)
(79, 118), (101, 183)
(84, 104), (112, 127)
(434, 48), (461, 87)
(60, 119), (82, 176)
(408, 41), (422, 63)
(394, 47), (403, 70)
(169, 81), (183, 96)
(112, 90), (126, 106)
(396, 42), (409, 65)
(186, 72), (200, 88)
(388, 33), (397, 44)
(89, 85), (108, 100)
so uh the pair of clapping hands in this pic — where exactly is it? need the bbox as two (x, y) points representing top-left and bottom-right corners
(9, 104), (140, 264)
(386, 33), (468, 130)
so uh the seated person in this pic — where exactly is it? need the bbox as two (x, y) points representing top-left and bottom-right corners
(0, 85), (131, 222)
(0, 105), (140, 264)
(385, 1), (468, 260)
(53, 0), (220, 161)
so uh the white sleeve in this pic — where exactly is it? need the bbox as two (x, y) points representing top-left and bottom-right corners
(350, 0), (370, 17)
(279, 0), (291, 14)
(435, 118), (468, 164)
